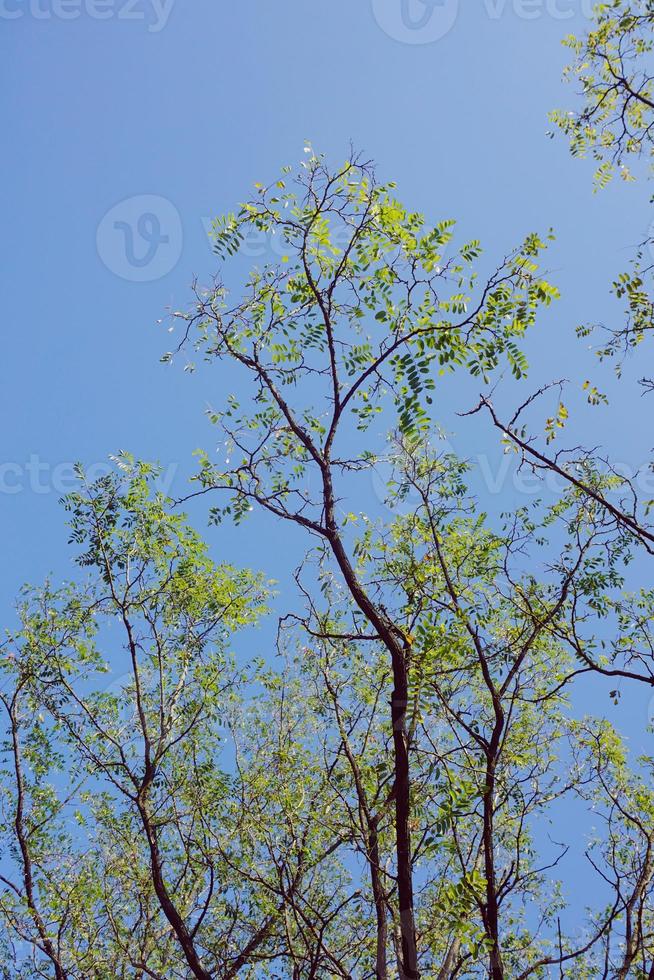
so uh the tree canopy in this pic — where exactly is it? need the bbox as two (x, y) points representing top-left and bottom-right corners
(4, 4), (654, 978)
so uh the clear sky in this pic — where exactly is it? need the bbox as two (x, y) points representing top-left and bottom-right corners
(3, 2), (653, 754)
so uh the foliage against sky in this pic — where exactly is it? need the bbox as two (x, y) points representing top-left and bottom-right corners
(4, 2), (654, 978)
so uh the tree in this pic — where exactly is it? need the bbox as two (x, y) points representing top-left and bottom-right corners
(550, 0), (654, 188)
(550, 0), (654, 380)
(163, 149), (654, 976)
(272, 435), (654, 977)
(0, 461), (331, 979)
(454, 2), (654, 585)
(6, 148), (654, 977)
(169, 149), (559, 979)
(5, 452), (654, 976)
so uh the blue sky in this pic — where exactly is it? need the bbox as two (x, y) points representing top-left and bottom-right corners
(3, 2), (653, 740)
